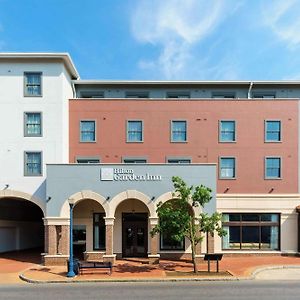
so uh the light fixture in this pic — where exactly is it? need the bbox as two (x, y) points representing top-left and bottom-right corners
(269, 187), (274, 193)
(151, 196), (155, 201)
(106, 196), (110, 201)
(68, 198), (76, 206)
(3, 184), (9, 190)
(224, 187), (229, 193)
(46, 196), (52, 202)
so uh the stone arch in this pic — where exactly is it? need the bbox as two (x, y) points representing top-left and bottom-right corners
(0, 189), (45, 216)
(155, 191), (201, 216)
(60, 190), (109, 218)
(109, 190), (156, 218)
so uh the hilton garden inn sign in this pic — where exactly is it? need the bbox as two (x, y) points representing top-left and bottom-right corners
(101, 168), (162, 182)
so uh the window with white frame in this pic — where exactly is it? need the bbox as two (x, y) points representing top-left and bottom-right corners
(24, 152), (42, 176)
(80, 120), (96, 142)
(24, 72), (42, 96)
(265, 157), (281, 179)
(220, 120), (236, 142)
(265, 120), (281, 142)
(171, 120), (187, 142)
(127, 120), (143, 142)
(24, 112), (42, 136)
(220, 157), (236, 179)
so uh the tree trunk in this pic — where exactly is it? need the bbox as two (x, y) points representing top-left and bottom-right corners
(191, 240), (198, 273)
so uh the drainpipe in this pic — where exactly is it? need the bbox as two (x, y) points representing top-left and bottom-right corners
(248, 82), (253, 99)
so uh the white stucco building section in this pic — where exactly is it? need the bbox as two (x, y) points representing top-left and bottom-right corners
(0, 55), (77, 202)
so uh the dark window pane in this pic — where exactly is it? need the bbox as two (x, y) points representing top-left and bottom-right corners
(241, 214), (259, 222)
(242, 226), (259, 249)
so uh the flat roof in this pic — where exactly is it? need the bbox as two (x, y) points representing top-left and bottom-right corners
(73, 80), (300, 86)
(0, 52), (79, 79)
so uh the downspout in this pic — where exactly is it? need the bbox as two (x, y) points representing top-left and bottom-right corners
(71, 81), (77, 98)
(247, 82), (253, 99)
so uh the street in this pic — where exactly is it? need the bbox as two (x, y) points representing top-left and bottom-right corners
(0, 281), (299, 300)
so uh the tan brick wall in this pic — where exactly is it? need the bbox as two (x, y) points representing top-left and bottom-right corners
(207, 233), (215, 253)
(46, 225), (57, 255)
(150, 224), (158, 255)
(105, 224), (113, 255)
(84, 252), (105, 261)
(44, 256), (69, 266)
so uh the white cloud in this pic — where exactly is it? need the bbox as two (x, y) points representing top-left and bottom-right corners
(262, 0), (300, 48)
(131, 0), (241, 79)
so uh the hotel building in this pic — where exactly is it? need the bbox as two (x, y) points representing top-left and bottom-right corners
(0, 53), (300, 265)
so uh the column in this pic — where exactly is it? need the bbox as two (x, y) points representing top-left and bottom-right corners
(148, 217), (160, 264)
(103, 217), (116, 264)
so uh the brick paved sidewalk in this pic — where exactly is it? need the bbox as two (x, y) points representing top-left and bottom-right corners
(18, 256), (300, 283)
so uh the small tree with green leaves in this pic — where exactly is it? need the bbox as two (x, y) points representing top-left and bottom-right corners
(151, 176), (226, 273)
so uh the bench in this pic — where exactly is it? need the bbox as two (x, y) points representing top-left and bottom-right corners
(78, 261), (113, 275)
(204, 253), (223, 273)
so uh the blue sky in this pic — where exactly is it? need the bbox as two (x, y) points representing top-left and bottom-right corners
(1, 0), (300, 80)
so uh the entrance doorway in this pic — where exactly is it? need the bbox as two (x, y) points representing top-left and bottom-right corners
(122, 213), (148, 257)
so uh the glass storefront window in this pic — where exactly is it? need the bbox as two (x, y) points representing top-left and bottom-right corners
(222, 213), (280, 250)
(93, 213), (105, 250)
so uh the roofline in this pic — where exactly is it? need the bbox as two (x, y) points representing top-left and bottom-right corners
(0, 52), (79, 79)
(73, 80), (300, 85)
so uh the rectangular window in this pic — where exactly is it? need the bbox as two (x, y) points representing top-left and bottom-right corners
(79, 91), (104, 98)
(167, 158), (191, 163)
(76, 156), (100, 163)
(220, 157), (236, 179)
(265, 120), (281, 142)
(252, 92), (276, 99)
(123, 157), (147, 163)
(160, 234), (185, 250)
(212, 92), (236, 98)
(222, 213), (280, 250)
(166, 91), (190, 99)
(219, 120), (236, 142)
(125, 91), (149, 98)
(127, 120), (143, 142)
(24, 112), (42, 136)
(24, 72), (42, 96)
(265, 157), (281, 179)
(93, 213), (105, 250)
(73, 225), (86, 246)
(24, 152), (42, 176)
(171, 120), (187, 142)
(80, 120), (96, 142)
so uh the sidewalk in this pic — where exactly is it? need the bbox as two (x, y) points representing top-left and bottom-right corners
(18, 256), (300, 283)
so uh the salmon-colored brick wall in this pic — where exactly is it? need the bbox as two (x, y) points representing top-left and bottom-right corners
(69, 99), (298, 194)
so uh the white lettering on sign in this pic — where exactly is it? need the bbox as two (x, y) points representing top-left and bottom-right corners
(100, 168), (162, 182)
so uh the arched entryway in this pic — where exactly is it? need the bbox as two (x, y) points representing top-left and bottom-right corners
(73, 198), (106, 260)
(114, 198), (150, 258)
(0, 191), (45, 263)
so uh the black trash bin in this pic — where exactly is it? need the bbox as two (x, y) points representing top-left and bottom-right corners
(67, 258), (79, 275)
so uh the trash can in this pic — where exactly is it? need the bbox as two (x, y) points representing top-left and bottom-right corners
(67, 258), (79, 275)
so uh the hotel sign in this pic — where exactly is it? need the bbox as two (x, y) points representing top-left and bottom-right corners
(100, 168), (162, 182)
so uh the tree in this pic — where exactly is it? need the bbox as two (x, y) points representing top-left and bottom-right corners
(151, 176), (226, 273)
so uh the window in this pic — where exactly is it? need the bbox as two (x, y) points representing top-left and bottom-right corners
(171, 120), (187, 142)
(160, 233), (185, 250)
(127, 120), (143, 142)
(24, 112), (42, 136)
(265, 157), (281, 179)
(93, 213), (105, 250)
(220, 157), (236, 179)
(80, 121), (96, 142)
(222, 213), (280, 250)
(125, 91), (149, 98)
(219, 120), (236, 142)
(76, 156), (100, 163)
(79, 91), (104, 98)
(123, 157), (147, 163)
(212, 92), (236, 98)
(252, 92), (276, 99)
(24, 152), (42, 176)
(265, 120), (281, 142)
(24, 72), (42, 96)
(166, 91), (190, 99)
(73, 225), (86, 246)
(167, 157), (191, 163)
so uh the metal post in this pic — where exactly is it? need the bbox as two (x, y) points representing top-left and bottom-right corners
(67, 202), (75, 277)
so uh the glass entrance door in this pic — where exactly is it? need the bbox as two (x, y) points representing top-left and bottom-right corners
(122, 213), (148, 257)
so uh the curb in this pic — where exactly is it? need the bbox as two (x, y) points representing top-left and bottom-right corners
(19, 273), (240, 284)
(251, 265), (300, 279)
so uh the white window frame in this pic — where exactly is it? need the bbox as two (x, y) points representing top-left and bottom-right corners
(265, 156), (282, 179)
(219, 120), (236, 143)
(24, 112), (42, 137)
(80, 120), (96, 143)
(170, 120), (187, 143)
(265, 120), (281, 143)
(219, 157), (236, 179)
(24, 151), (42, 176)
(24, 72), (42, 97)
(126, 120), (144, 143)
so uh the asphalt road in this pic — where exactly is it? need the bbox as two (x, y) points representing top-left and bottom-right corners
(0, 281), (299, 300)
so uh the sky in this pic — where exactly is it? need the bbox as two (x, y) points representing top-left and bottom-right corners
(1, 0), (300, 80)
